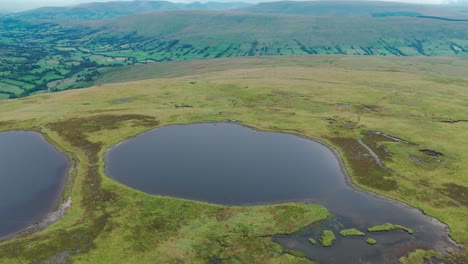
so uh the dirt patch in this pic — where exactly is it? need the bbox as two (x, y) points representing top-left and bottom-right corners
(216, 208), (236, 221)
(112, 98), (133, 104)
(368, 131), (415, 145)
(360, 104), (382, 112)
(327, 116), (358, 130)
(419, 149), (443, 157)
(440, 120), (468, 124)
(175, 104), (194, 109)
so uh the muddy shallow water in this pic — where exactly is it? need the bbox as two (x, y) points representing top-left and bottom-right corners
(0, 131), (69, 238)
(105, 123), (456, 263)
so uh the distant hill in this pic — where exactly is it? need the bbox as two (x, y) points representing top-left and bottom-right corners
(12, 1), (251, 20)
(88, 10), (468, 56)
(238, 1), (468, 18)
(1, 1), (468, 98)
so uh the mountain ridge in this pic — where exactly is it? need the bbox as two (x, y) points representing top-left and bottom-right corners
(10, 1), (251, 20)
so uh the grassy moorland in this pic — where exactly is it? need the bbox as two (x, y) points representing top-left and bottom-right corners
(0, 55), (466, 263)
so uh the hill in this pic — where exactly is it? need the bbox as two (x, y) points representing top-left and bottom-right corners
(11, 1), (250, 20)
(238, 1), (468, 18)
(1, 2), (468, 98)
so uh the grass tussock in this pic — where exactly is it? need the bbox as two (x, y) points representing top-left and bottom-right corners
(319, 230), (336, 247)
(340, 228), (365, 237)
(367, 238), (377, 245)
(368, 223), (414, 234)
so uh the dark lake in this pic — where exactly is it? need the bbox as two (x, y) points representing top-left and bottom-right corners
(105, 123), (455, 263)
(0, 131), (69, 238)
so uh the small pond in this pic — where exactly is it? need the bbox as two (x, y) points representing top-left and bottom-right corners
(0, 131), (69, 238)
(105, 123), (455, 263)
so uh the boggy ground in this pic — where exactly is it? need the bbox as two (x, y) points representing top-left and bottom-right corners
(0, 56), (466, 263)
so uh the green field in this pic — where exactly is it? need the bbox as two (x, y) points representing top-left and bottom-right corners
(0, 56), (466, 263)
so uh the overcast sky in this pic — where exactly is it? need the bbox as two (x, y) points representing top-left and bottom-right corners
(0, 0), (466, 12)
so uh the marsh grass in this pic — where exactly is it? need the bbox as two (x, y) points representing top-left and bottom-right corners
(340, 228), (365, 237)
(319, 230), (336, 247)
(368, 223), (414, 234)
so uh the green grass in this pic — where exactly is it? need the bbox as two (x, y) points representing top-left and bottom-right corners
(0, 78), (30, 87)
(319, 230), (336, 247)
(368, 223), (414, 234)
(308, 238), (317, 245)
(0, 56), (466, 262)
(367, 238), (377, 245)
(340, 228), (365, 237)
(0, 83), (23, 95)
(38, 73), (63, 83)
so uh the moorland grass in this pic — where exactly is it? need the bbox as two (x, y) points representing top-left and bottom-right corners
(0, 56), (466, 262)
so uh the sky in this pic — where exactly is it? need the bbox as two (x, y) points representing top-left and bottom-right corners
(0, 0), (466, 12)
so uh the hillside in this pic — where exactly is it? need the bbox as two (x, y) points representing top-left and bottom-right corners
(238, 1), (468, 18)
(11, 1), (250, 20)
(1, 2), (468, 99)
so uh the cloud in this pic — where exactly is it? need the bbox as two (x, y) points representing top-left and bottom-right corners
(0, 0), (124, 12)
(447, 0), (468, 4)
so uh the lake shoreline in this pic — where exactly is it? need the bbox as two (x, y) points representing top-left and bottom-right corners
(104, 120), (461, 255)
(0, 130), (73, 242)
(1, 121), (460, 258)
